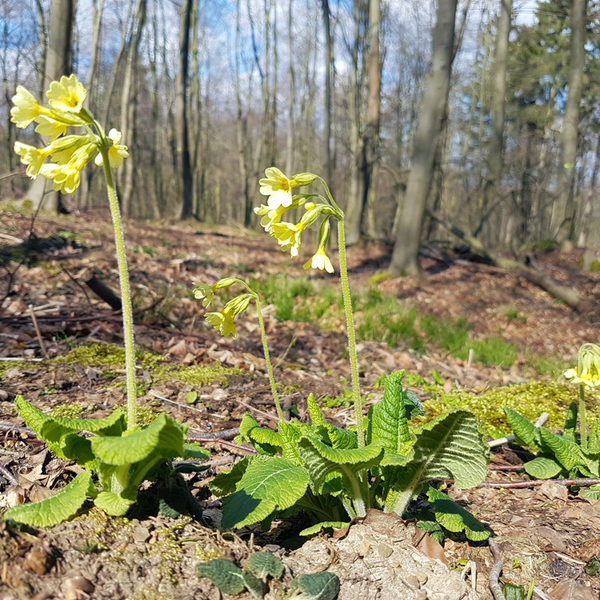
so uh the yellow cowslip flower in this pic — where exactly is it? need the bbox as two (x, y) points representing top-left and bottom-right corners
(303, 247), (334, 274)
(255, 202), (290, 233)
(14, 142), (49, 178)
(38, 142), (97, 194)
(205, 310), (236, 338)
(94, 129), (129, 169)
(259, 167), (293, 209)
(193, 282), (214, 307)
(46, 74), (87, 113)
(35, 115), (68, 140)
(564, 343), (600, 389)
(10, 85), (42, 128)
(271, 222), (303, 257)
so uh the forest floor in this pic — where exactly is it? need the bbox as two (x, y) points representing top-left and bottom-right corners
(1, 206), (600, 600)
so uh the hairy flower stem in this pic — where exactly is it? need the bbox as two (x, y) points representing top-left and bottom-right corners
(337, 219), (364, 447)
(100, 146), (137, 430)
(255, 296), (285, 422)
(580, 383), (587, 451)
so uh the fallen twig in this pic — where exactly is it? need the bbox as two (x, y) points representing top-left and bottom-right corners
(0, 463), (18, 486)
(476, 477), (600, 489)
(488, 538), (505, 600)
(488, 412), (548, 448)
(29, 304), (48, 358)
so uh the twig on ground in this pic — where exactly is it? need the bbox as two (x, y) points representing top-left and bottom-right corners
(488, 465), (525, 471)
(29, 304), (48, 358)
(488, 412), (548, 448)
(475, 477), (600, 489)
(488, 538), (505, 600)
(237, 399), (278, 422)
(0, 463), (18, 486)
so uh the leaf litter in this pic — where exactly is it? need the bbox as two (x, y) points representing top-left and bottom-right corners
(1, 209), (600, 598)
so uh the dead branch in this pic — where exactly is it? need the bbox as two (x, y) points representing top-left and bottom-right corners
(426, 209), (583, 310)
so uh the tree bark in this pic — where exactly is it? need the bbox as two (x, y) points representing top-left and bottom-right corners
(119, 0), (147, 217)
(481, 0), (512, 228)
(389, 0), (457, 276)
(27, 0), (76, 213)
(555, 0), (586, 242)
(177, 0), (194, 220)
(321, 0), (334, 185)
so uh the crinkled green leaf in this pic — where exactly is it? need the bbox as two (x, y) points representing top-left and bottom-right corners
(416, 519), (445, 544)
(539, 428), (586, 472)
(297, 436), (383, 493)
(90, 413), (184, 465)
(426, 486), (490, 541)
(563, 402), (578, 443)
(245, 552), (284, 581)
(236, 414), (282, 455)
(4, 471), (92, 527)
(15, 397), (124, 459)
(502, 584), (526, 600)
(183, 443), (210, 460)
(279, 420), (317, 463)
(197, 559), (246, 595)
(243, 570), (265, 598)
(524, 456), (563, 479)
(307, 393), (327, 427)
(93, 489), (136, 516)
(503, 408), (541, 451)
(368, 371), (423, 453)
(299, 521), (350, 537)
(386, 410), (489, 515)
(210, 456), (251, 496)
(289, 571), (340, 600)
(581, 485), (600, 500)
(221, 456), (309, 528)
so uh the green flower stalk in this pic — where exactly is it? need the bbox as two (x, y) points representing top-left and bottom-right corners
(256, 168), (365, 446)
(11, 75), (136, 430)
(193, 278), (285, 422)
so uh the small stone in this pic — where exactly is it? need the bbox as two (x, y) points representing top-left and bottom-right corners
(63, 576), (94, 594)
(405, 575), (420, 590)
(416, 571), (428, 585)
(358, 540), (371, 557)
(377, 543), (393, 558)
(413, 591), (428, 600)
(131, 525), (151, 543)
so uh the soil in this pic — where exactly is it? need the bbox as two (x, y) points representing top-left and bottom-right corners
(1, 207), (600, 600)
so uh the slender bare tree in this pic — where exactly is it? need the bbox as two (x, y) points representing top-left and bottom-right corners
(177, 0), (194, 219)
(555, 0), (586, 242)
(389, 0), (457, 276)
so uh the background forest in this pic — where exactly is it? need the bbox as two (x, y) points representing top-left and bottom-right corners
(2, 0), (600, 275)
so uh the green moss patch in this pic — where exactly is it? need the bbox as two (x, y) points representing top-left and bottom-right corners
(419, 381), (594, 439)
(170, 364), (243, 386)
(57, 342), (165, 370)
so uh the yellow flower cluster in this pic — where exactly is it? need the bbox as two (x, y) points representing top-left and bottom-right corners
(193, 278), (254, 338)
(255, 167), (335, 273)
(11, 74), (128, 194)
(564, 343), (600, 389)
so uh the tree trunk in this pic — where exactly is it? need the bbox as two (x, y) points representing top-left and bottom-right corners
(481, 0), (512, 227)
(285, 0), (295, 176)
(321, 0), (334, 185)
(345, 0), (365, 245)
(389, 0), (457, 276)
(79, 0), (105, 209)
(177, 0), (194, 220)
(235, 0), (252, 226)
(27, 0), (76, 213)
(119, 0), (147, 217)
(555, 0), (586, 242)
(362, 0), (382, 239)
